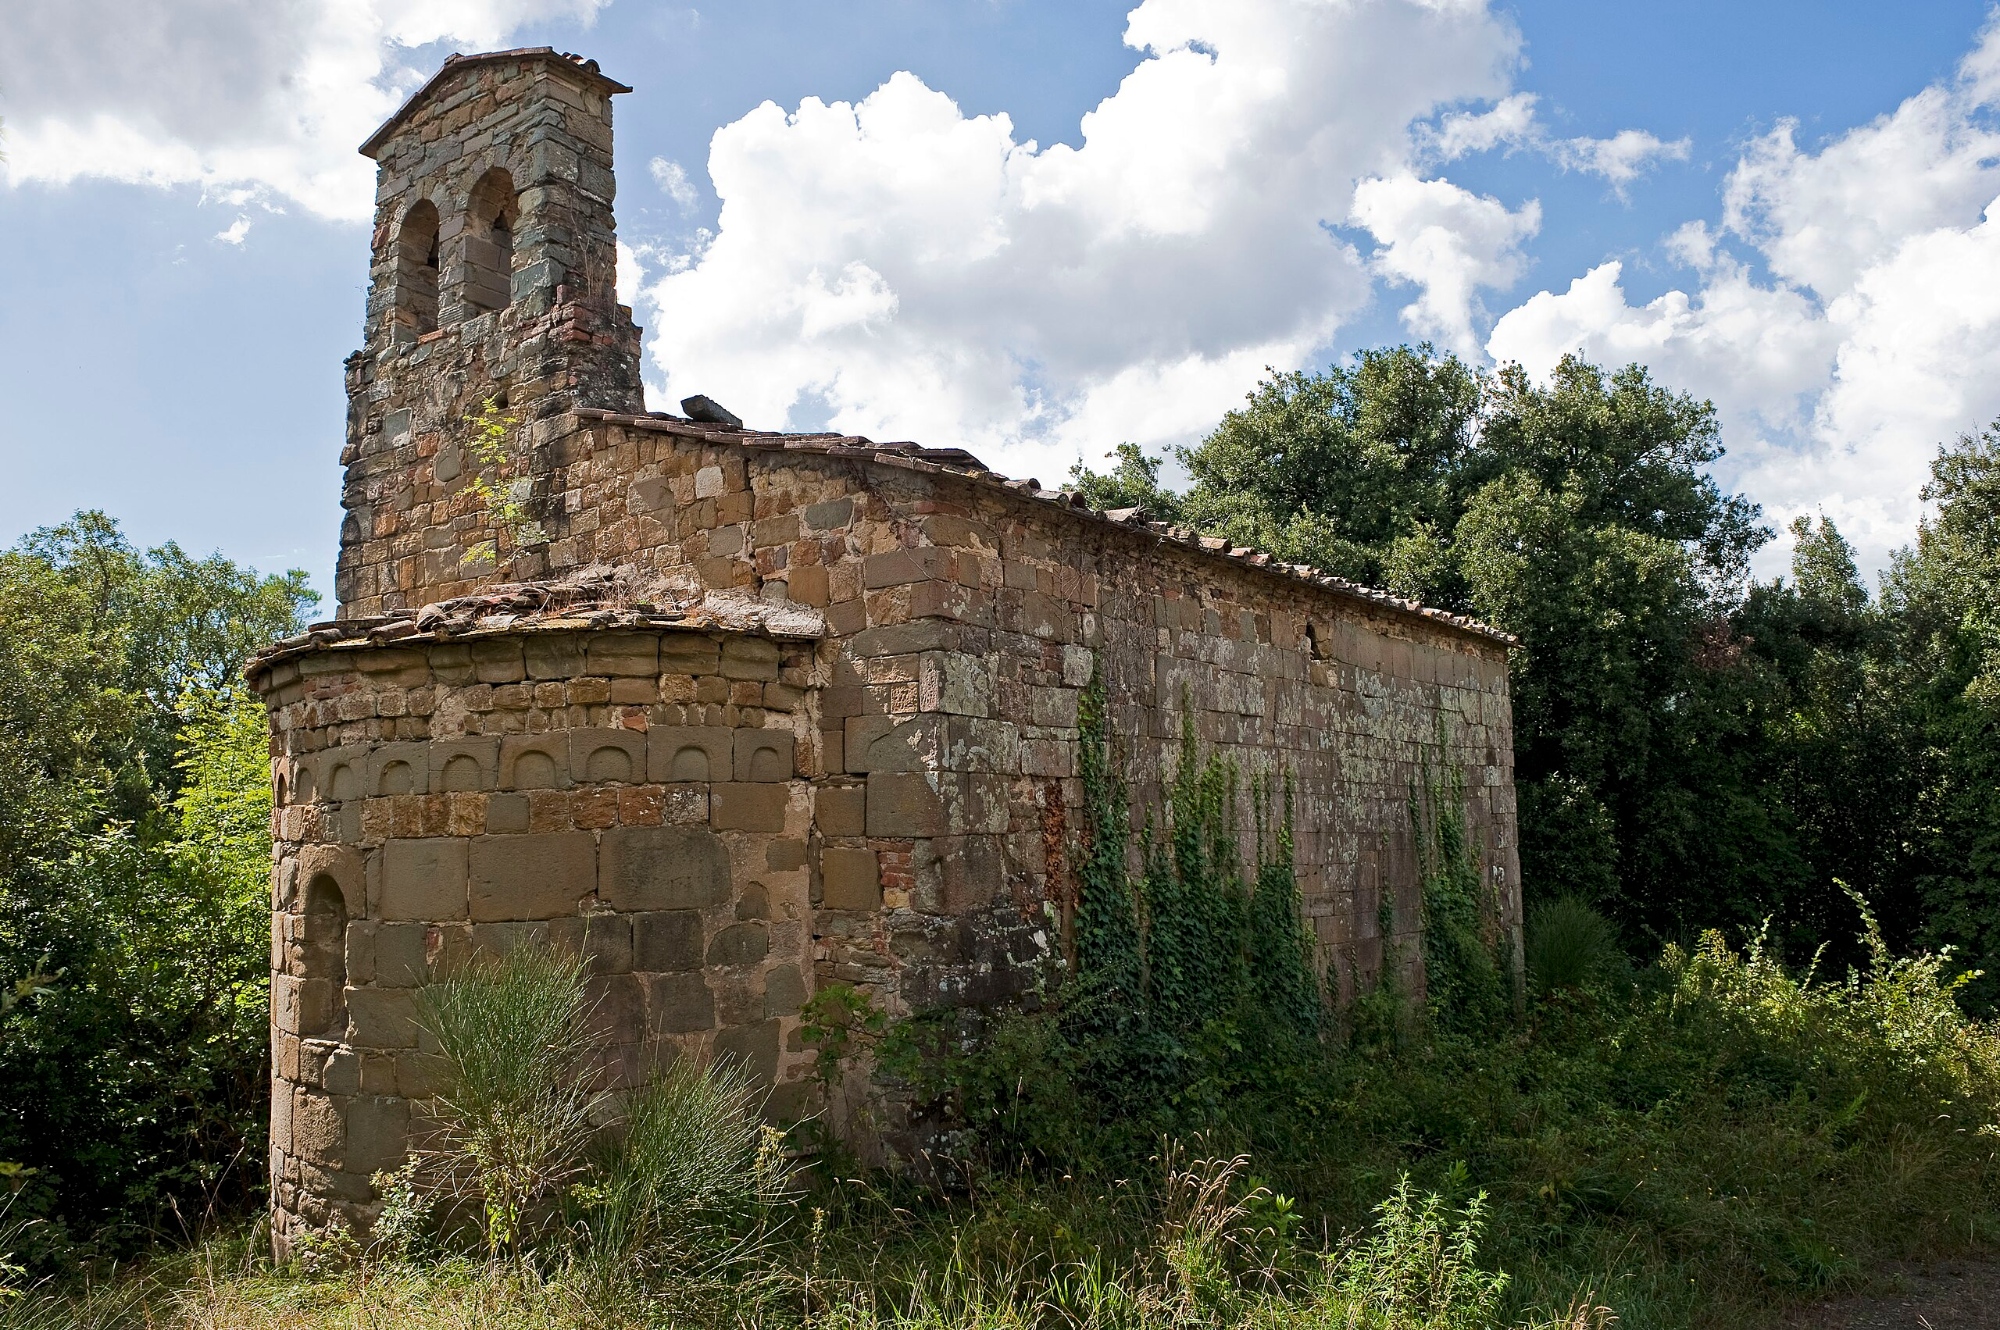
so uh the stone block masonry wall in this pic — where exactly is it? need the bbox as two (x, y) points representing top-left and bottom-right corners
(253, 627), (821, 1243)
(337, 49), (643, 616)
(438, 412), (1522, 1024)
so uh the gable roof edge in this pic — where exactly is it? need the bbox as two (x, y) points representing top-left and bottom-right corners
(360, 47), (632, 159)
(571, 407), (1518, 649)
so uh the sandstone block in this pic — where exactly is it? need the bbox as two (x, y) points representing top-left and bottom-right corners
(370, 922), (432, 986)
(919, 651), (992, 717)
(764, 964), (807, 1017)
(648, 971), (715, 1034)
(582, 912), (633, 974)
(719, 636), (780, 680)
(843, 715), (896, 773)
(864, 772), (945, 837)
(647, 726), (733, 783)
(471, 639), (526, 682)
(368, 743), (430, 796)
(848, 621), (956, 657)
(273, 974), (331, 1036)
(711, 784), (788, 832)
(380, 838), (468, 920)
(782, 566), (828, 607)
(486, 792), (530, 833)
(803, 497), (852, 530)
(706, 921), (769, 968)
(633, 911), (703, 972)
(820, 847), (881, 911)
(297, 844), (363, 913)
(292, 1089), (345, 1167)
(865, 771), (1009, 837)
(733, 729), (794, 782)
(815, 784), (866, 837)
(914, 835), (1003, 914)
(863, 547), (943, 589)
(345, 987), (419, 1049)
(570, 728), (646, 784)
(584, 972), (646, 1047)
(599, 825), (731, 910)
(501, 735), (571, 791)
(660, 634), (721, 675)
(469, 833), (596, 920)
(586, 633), (659, 676)
(344, 1096), (410, 1176)
(713, 1018), (780, 1087)
(323, 753), (366, 801)
(524, 636), (585, 678)
(428, 738), (498, 793)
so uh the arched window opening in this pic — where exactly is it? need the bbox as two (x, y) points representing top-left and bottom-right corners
(396, 200), (440, 337)
(299, 874), (349, 1038)
(464, 168), (519, 314)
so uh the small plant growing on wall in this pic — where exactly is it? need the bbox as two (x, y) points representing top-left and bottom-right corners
(458, 395), (548, 568)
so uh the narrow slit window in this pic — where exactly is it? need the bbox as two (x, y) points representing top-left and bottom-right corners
(397, 200), (440, 336)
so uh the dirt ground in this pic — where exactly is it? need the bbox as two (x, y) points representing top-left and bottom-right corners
(1789, 1260), (2000, 1328)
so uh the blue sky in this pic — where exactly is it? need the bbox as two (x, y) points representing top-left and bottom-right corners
(4, 1), (1998, 605)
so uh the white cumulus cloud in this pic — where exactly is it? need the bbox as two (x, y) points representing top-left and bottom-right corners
(1426, 92), (1540, 159)
(1488, 18), (2000, 577)
(1548, 129), (1690, 190)
(642, 0), (1525, 485)
(649, 157), (700, 212)
(0, 0), (609, 221)
(1421, 91), (1688, 192)
(1351, 173), (1540, 358)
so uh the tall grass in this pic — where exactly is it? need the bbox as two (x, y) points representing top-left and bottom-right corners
(1524, 898), (1618, 993)
(585, 1057), (791, 1275)
(412, 946), (602, 1265)
(12, 918), (2000, 1329)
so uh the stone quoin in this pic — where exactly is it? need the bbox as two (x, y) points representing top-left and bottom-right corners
(247, 47), (1524, 1247)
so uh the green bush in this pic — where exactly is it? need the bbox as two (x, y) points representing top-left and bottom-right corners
(0, 513), (313, 1261)
(412, 947), (604, 1265)
(391, 943), (794, 1318)
(1525, 898), (1618, 993)
(584, 1057), (789, 1272)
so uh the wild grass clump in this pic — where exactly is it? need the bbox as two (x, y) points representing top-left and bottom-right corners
(412, 946), (603, 1265)
(582, 1057), (792, 1277)
(1524, 898), (1618, 993)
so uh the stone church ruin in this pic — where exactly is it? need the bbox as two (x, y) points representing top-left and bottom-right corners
(249, 48), (1523, 1244)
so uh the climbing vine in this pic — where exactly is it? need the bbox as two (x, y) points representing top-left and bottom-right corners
(1070, 658), (1324, 1046)
(1074, 656), (1142, 1004)
(459, 395), (547, 567)
(1250, 775), (1322, 1038)
(1409, 744), (1509, 1030)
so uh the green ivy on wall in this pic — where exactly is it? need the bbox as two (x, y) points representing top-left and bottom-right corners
(1071, 656), (1323, 1045)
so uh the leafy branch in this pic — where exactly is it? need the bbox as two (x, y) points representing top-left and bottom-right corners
(458, 396), (547, 568)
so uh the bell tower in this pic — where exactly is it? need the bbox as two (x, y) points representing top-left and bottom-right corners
(336, 49), (646, 616)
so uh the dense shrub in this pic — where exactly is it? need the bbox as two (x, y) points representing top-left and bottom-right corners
(0, 514), (313, 1261)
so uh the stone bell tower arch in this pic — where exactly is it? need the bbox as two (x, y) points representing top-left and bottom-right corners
(337, 49), (646, 617)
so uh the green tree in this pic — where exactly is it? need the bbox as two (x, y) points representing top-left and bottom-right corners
(1878, 422), (2000, 1000)
(1172, 345), (1481, 592)
(1067, 442), (1185, 522)
(1727, 516), (1926, 960)
(1123, 351), (1797, 944)
(0, 513), (313, 1258)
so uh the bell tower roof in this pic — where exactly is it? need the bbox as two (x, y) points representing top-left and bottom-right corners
(360, 47), (631, 159)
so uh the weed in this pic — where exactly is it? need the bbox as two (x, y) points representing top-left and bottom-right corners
(1525, 899), (1619, 994)
(411, 946), (602, 1266)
